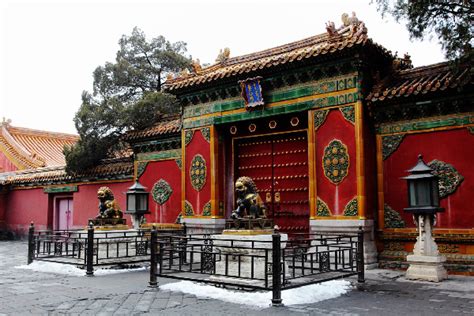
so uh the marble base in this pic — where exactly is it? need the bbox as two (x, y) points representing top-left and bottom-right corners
(406, 254), (448, 282)
(310, 219), (377, 268)
(210, 233), (288, 285)
(182, 218), (226, 235)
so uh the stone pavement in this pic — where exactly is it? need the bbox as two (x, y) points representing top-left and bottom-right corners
(0, 241), (473, 315)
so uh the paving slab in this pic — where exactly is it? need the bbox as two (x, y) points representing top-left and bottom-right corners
(0, 241), (473, 315)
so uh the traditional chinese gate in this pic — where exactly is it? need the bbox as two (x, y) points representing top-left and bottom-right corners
(234, 131), (309, 233)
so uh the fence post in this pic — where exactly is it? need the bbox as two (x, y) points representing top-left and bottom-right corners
(357, 226), (365, 283)
(158, 241), (164, 275)
(271, 227), (283, 307)
(149, 225), (158, 288)
(86, 223), (94, 276)
(27, 222), (35, 264)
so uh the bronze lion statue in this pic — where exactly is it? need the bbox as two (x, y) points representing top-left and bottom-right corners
(96, 186), (123, 219)
(231, 176), (266, 219)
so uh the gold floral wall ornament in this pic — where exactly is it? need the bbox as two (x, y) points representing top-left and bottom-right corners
(339, 105), (355, 124)
(269, 120), (277, 129)
(316, 197), (331, 216)
(322, 139), (350, 185)
(203, 201), (212, 216)
(384, 203), (405, 228)
(230, 126), (237, 135)
(382, 134), (405, 160)
(201, 127), (211, 143)
(190, 154), (207, 191)
(343, 197), (358, 216)
(314, 109), (330, 130)
(428, 159), (464, 198)
(184, 130), (195, 146)
(175, 158), (182, 170)
(152, 179), (173, 205)
(136, 161), (149, 179)
(184, 200), (194, 216)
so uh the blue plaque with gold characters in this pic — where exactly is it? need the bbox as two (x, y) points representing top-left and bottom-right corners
(239, 77), (264, 110)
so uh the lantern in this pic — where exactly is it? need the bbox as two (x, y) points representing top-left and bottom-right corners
(125, 181), (150, 216)
(401, 154), (443, 214)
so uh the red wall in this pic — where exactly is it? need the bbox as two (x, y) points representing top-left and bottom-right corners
(185, 129), (211, 215)
(139, 159), (182, 223)
(73, 181), (132, 226)
(4, 181), (133, 234)
(5, 188), (49, 234)
(316, 110), (357, 215)
(384, 128), (474, 229)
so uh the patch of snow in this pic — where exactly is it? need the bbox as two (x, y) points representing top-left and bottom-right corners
(160, 279), (351, 307)
(15, 261), (146, 276)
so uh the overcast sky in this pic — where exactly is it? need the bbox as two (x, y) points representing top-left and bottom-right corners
(0, 0), (446, 134)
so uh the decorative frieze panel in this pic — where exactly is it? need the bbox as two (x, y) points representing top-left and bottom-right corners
(44, 185), (78, 194)
(314, 110), (329, 130)
(382, 134), (405, 160)
(428, 159), (464, 198)
(339, 105), (355, 124)
(316, 197), (331, 216)
(322, 139), (350, 185)
(377, 113), (474, 135)
(384, 203), (406, 228)
(184, 200), (194, 216)
(343, 197), (358, 216)
(136, 149), (181, 162)
(132, 137), (181, 154)
(152, 179), (173, 205)
(190, 154), (207, 191)
(203, 201), (212, 216)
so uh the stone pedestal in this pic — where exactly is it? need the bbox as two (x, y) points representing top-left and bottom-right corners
(406, 255), (447, 282)
(182, 218), (226, 235)
(310, 219), (377, 268)
(406, 214), (447, 282)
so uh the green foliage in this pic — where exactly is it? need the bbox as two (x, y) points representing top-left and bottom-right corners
(374, 0), (473, 60)
(65, 28), (190, 173)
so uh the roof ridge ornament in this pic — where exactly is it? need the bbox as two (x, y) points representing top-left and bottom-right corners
(215, 47), (230, 64)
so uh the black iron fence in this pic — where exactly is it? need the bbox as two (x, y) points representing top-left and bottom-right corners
(149, 227), (365, 306)
(27, 222), (184, 276)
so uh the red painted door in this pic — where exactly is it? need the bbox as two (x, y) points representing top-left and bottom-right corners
(57, 198), (73, 230)
(235, 131), (309, 233)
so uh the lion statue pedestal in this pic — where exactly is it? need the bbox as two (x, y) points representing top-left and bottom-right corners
(88, 186), (128, 231)
(208, 177), (288, 286)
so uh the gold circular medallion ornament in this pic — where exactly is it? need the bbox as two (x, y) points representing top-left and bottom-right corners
(269, 120), (277, 129)
(322, 139), (350, 185)
(230, 125), (237, 135)
(249, 123), (257, 133)
(290, 117), (300, 127)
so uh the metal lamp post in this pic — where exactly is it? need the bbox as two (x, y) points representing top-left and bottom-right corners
(402, 154), (447, 282)
(125, 181), (150, 229)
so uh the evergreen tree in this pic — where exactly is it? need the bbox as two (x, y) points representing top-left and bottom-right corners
(65, 28), (191, 174)
(374, 0), (473, 60)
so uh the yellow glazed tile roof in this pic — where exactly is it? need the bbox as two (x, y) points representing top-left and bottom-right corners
(164, 15), (385, 92)
(367, 61), (473, 103)
(0, 121), (78, 170)
(124, 116), (181, 141)
(0, 157), (133, 186)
